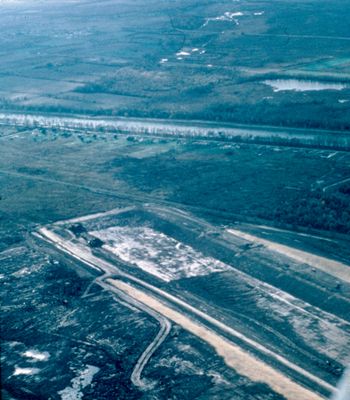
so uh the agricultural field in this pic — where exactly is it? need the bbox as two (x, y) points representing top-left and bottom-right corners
(0, 0), (349, 130)
(1, 1), (350, 399)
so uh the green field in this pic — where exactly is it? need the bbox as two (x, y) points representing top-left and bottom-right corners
(0, 0), (349, 130)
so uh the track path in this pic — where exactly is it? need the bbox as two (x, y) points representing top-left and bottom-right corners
(109, 279), (326, 400)
(227, 228), (350, 283)
(99, 279), (172, 390)
(35, 227), (338, 399)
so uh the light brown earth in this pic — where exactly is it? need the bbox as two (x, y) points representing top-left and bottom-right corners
(227, 229), (350, 283)
(108, 279), (326, 400)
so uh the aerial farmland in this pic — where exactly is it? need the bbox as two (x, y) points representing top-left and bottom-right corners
(1, 1), (349, 399)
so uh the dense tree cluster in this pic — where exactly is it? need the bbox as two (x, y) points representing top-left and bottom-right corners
(272, 187), (350, 234)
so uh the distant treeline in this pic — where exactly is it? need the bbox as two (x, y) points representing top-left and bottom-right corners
(199, 103), (350, 133)
(1, 93), (350, 133)
(1, 111), (350, 151)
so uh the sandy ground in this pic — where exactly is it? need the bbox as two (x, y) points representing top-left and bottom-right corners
(37, 227), (337, 393)
(227, 229), (350, 283)
(108, 279), (327, 400)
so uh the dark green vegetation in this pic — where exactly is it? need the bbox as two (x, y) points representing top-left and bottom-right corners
(1, 122), (348, 398)
(114, 140), (350, 234)
(0, 0), (349, 131)
(1, 1), (350, 399)
(1, 124), (349, 235)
